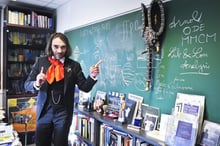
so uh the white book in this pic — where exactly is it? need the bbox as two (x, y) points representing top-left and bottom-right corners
(158, 113), (170, 141)
(89, 118), (95, 143)
(78, 90), (91, 106)
(174, 92), (205, 137)
(117, 134), (122, 146)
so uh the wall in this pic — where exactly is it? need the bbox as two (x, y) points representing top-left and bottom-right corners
(56, 0), (151, 33)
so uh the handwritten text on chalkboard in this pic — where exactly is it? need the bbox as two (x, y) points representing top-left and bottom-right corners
(168, 10), (216, 75)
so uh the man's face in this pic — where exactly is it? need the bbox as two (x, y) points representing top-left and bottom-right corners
(51, 37), (67, 59)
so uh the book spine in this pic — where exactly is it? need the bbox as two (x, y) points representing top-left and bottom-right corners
(99, 124), (105, 146)
(90, 118), (95, 143)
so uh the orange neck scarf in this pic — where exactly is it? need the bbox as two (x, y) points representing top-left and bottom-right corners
(46, 57), (64, 84)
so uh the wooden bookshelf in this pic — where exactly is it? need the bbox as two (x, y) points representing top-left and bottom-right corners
(2, 2), (56, 145)
(3, 1), (56, 96)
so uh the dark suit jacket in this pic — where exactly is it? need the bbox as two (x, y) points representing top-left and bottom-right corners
(24, 56), (97, 121)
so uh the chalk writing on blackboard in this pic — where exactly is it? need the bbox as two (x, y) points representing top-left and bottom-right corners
(154, 9), (217, 100)
(167, 10), (216, 76)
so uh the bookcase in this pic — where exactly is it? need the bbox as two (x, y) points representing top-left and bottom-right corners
(2, 1), (56, 145)
(71, 107), (166, 146)
(3, 1), (56, 96)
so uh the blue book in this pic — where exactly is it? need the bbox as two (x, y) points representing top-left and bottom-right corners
(124, 98), (137, 124)
(174, 120), (197, 146)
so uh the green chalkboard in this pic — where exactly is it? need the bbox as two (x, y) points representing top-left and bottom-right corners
(65, 0), (220, 123)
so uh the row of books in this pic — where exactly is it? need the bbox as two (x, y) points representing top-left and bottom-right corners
(8, 61), (33, 74)
(9, 32), (48, 45)
(68, 113), (95, 145)
(100, 123), (152, 146)
(68, 106), (158, 146)
(8, 49), (41, 63)
(8, 10), (53, 29)
(100, 123), (133, 146)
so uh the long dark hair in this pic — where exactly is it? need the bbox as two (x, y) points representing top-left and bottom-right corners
(45, 32), (72, 57)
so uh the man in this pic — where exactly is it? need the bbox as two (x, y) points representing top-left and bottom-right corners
(24, 32), (102, 146)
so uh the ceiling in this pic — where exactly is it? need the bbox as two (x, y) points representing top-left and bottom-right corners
(0, 0), (69, 9)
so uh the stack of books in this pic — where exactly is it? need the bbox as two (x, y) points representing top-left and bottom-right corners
(165, 93), (205, 146)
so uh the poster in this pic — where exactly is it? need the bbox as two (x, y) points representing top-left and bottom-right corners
(8, 96), (37, 132)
